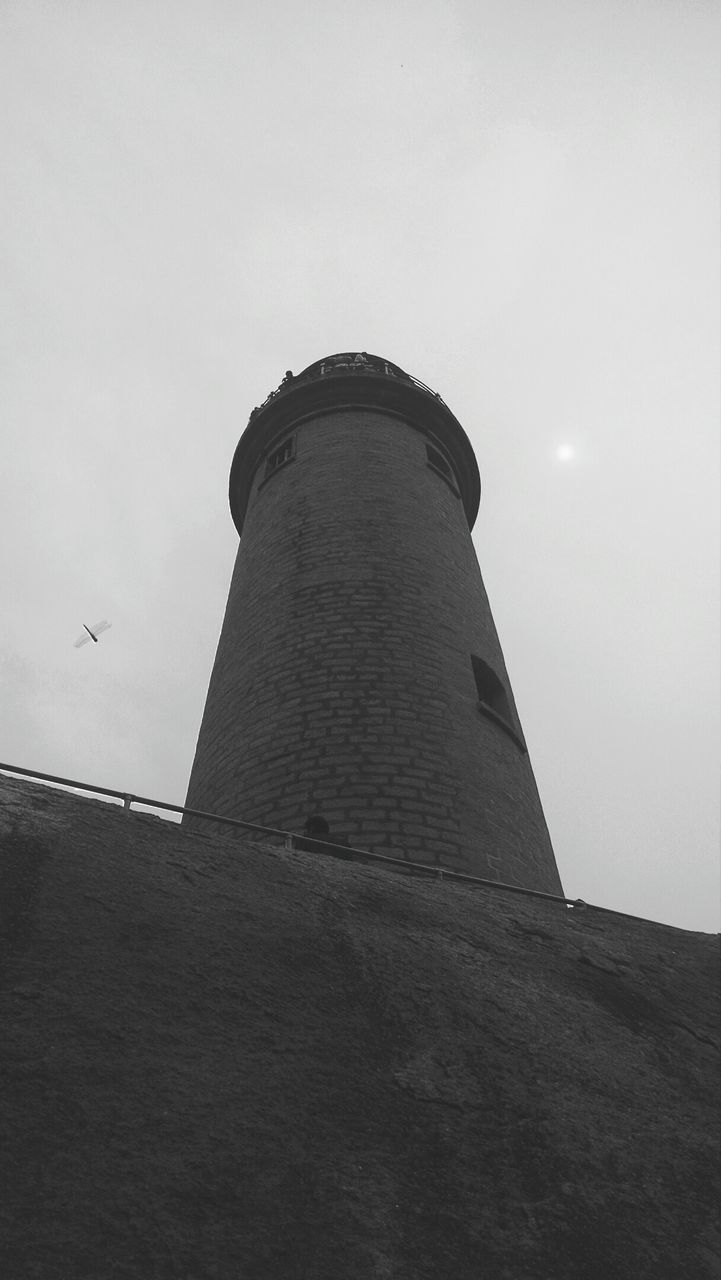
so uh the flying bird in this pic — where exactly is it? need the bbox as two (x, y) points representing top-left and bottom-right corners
(74, 620), (112, 648)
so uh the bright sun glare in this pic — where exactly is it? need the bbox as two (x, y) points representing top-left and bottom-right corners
(555, 444), (576, 463)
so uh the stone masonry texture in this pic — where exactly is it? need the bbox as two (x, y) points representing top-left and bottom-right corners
(185, 359), (563, 893)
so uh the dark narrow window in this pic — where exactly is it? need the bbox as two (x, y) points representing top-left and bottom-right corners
(426, 443), (459, 495)
(264, 436), (295, 479)
(471, 655), (525, 750)
(471, 655), (510, 718)
(426, 444), (451, 479)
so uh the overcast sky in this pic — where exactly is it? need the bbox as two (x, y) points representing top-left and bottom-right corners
(1, 0), (719, 932)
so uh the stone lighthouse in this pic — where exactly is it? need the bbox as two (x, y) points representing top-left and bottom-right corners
(185, 352), (563, 894)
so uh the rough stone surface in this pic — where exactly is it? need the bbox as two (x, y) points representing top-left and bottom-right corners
(1, 773), (719, 1280)
(186, 401), (561, 893)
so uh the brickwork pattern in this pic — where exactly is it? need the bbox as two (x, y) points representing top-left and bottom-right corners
(185, 408), (563, 893)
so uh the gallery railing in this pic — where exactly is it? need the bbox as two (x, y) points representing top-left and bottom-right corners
(0, 759), (663, 926)
(249, 354), (448, 421)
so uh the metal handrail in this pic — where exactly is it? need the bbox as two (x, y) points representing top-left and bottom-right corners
(250, 358), (448, 420)
(0, 760), (670, 927)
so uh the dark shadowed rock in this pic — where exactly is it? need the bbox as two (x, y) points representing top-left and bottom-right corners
(1, 773), (719, 1279)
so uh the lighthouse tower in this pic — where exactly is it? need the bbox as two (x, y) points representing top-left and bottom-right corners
(185, 353), (563, 894)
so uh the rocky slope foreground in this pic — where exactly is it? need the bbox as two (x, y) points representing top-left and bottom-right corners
(0, 773), (719, 1280)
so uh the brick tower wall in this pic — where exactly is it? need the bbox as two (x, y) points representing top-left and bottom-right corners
(185, 399), (563, 894)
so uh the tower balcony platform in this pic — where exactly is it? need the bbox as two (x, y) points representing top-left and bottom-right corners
(231, 351), (481, 536)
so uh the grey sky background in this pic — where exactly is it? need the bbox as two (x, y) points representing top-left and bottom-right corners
(2, 0), (719, 931)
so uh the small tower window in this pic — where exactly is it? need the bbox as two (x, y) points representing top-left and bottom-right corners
(471, 655), (526, 750)
(426, 443), (459, 495)
(264, 436), (295, 479)
(471, 655), (510, 719)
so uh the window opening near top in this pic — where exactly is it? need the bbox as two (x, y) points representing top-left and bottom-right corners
(471, 655), (513, 725)
(425, 443), (460, 497)
(264, 436), (295, 479)
(426, 443), (453, 481)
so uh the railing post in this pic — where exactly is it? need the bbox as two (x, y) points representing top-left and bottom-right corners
(123, 794), (133, 814)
